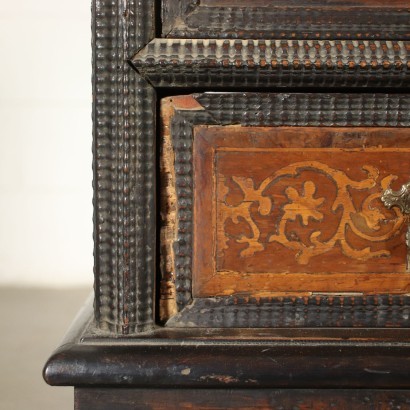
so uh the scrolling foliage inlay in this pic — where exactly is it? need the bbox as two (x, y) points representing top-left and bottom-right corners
(198, 127), (410, 282)
(218, 159), (404, 267)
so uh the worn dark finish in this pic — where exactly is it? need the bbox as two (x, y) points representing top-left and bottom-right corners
(162, 0), (410, 40)
(45, 299), (410, 405)
(44, 304), (410, 389)
(93, 0), (156, 333)
(131, 39), (410, 88)
(160, 93), (410, 327)
(50, 340), (410, 388)
(75, 388), (410, 410)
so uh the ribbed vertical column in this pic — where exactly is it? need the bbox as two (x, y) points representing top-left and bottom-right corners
(129, 0), (156, 333)
(92, 0), (156, 333)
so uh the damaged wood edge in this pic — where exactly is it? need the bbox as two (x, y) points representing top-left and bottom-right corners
(159, 98), (178, 323)
(159, 96), (204, 323)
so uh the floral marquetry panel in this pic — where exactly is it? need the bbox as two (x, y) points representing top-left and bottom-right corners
(193, 126), (409, 297)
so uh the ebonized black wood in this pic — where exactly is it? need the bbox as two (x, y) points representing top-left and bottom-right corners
(93, 0), (156, 334)
(44, 302), (410, 389)
(131, 39), (409, 88)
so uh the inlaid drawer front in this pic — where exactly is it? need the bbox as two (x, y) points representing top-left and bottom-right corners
(194, 127), (409, 297)
(160, 93), (410, 328)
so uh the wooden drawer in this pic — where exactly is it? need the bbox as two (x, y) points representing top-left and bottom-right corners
(193, 126), (408, 296)
(160, 93), (410, 328)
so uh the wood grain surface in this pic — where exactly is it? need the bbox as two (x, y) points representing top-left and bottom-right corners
(75, 388), (410, 410)
(193, 126), (410, 297)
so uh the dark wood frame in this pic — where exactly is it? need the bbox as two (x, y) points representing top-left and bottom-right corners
(44, 1), (410, 407)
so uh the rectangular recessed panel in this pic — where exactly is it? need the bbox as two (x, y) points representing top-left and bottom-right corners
(193, 127), (410, 297)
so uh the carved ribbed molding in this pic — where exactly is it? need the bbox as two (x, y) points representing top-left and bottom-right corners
(167, 296), (410, 328)
(131, 39), (410, 88)
(92, 0), (156, 334)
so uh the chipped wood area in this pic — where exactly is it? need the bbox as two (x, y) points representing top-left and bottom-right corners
(159, 98), (177, 322)
(161, 0), (197, 36)
(160, 96), (202, 322)
(193, 126), (410, 298)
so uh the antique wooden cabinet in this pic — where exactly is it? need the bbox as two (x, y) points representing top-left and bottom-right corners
(44, 1), (410, 408)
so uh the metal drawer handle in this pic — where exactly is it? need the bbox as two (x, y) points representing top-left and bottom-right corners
(381, 182), (410, 271)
